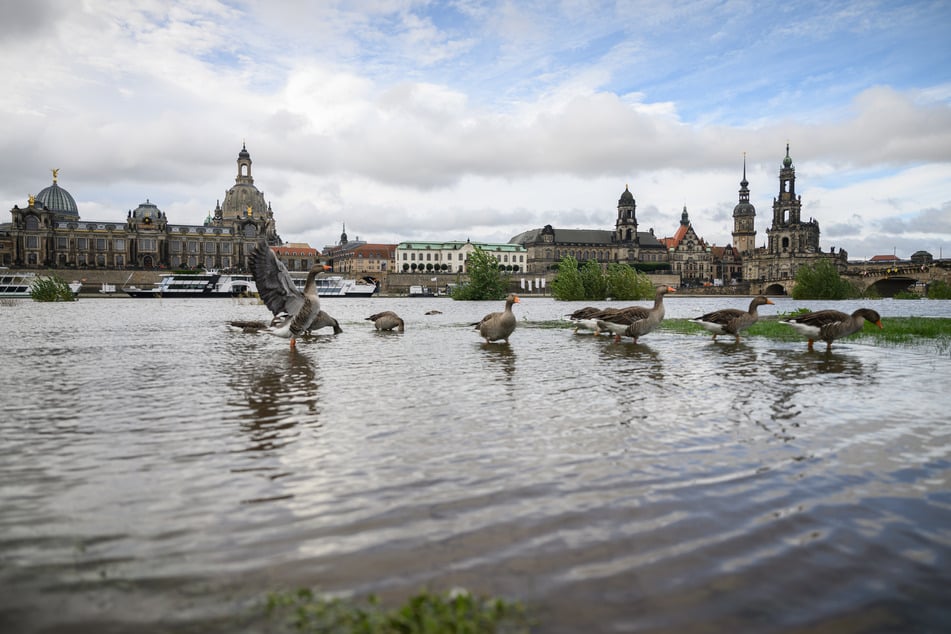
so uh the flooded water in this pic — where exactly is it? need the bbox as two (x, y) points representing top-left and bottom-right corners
(1, 295), (950, 633)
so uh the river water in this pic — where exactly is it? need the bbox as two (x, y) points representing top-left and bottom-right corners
(1, 295), (949, 633)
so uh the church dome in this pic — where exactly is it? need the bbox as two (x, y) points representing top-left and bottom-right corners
(733, 200), (756, 216)
(36, 181), (78, 217)
(132, 199), (162, 220)
(618, 185), (634, 205)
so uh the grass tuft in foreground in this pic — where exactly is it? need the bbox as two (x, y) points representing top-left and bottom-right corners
(265, 587), (531, 634)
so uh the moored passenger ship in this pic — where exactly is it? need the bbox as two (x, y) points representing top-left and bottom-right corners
(123, 272), (256, 298)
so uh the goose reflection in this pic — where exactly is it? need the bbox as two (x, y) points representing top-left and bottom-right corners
(479, 342), (516, 384)
(239, 347), (321, 453)
(599, 341), (664, 381)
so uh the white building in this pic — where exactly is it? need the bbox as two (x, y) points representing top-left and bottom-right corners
(396, 239), (527, 274)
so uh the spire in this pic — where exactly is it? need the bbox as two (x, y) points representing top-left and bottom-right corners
(783, 142), (793, 168)
(741, 152), (748, 187)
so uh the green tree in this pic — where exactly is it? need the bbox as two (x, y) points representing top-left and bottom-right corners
(30, 275), (76, 302)
(580, 259), (607, 300)
(791, 259), (861, 299)
(606, 262), (654, 300)
(927, 280), (951, 299)
(551, 256), (585, 300)
(451, 248), (508, 300)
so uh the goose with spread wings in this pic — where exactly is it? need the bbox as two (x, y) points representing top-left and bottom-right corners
(245, 239), (341, 346)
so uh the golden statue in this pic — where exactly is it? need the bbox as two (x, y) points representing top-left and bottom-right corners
(52, 168), (59, 183)
(29, 194), (35, 206)
(247, 204), (253, 216)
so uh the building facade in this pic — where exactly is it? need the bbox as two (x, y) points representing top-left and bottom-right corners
(510, 185), (667, 274)
(396, 239), (526, 274)
(1, 144), (283, 271)
(743, 145), (846, 281)
(662, 206), (715, 284)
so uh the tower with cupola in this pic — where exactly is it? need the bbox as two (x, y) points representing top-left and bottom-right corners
(731, 154), (756, 256)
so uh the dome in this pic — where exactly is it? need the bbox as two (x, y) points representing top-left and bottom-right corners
(733, 201), (756, 217)
(618, 185), (634, 205)
(132, 199), (162, 220)
(35, 181), (78, 217)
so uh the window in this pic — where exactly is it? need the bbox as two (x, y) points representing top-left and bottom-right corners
(78, 238), (88, 250)
(25, 215), (40, 230)
(204, 241), (215, 254)
(188, 241), (199, 253)
(170, 240), (182, 253)
(114, 238), (125, 251)
(56, 237), (68, 249)
(96, 254), (105, 266)
(140, 239), (156, 252)
(26, 236), (38, 248)
(243, 224), (257, 238)
(205, 256), (215, 269)
(96, 238), (106, 251)
(220, 242), (232, 254)
(115, 255), (124, 267)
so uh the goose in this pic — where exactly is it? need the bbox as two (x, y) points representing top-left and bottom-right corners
(471, 293), (520, 343)
(596, 286), (676, 343)
(568, 306), (621, 335)
(781, 308), (883, 351)
(247, 239), (338, 347)
(366, 311), (405, 332)
(227, 312), (342, 336)
(690, 295), (774, 342)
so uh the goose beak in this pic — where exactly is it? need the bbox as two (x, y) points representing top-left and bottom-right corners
(667, 286), (677, 292)
(874, 320), (883, 329)
(765, 298), (775, 304)
(322, 265), (332, 271)
(513, 295), (521, 302)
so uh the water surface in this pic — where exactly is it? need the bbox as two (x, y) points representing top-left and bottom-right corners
(1, 296), (949, 633)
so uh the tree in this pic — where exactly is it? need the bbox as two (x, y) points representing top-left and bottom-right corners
(791, 259), (861, 299)
(580, 259), (607, 300)
(30, 275), (76, 302)
(551, 256), (585, 300)
(451, 248), (508, 300)
(606, 262), (654, 300)
(402, 263), (409, 272)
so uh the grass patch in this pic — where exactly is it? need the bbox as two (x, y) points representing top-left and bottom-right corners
(265, 588), (531, 634)
(662, 316), (951, 351)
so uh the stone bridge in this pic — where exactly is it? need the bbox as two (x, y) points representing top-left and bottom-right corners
(749, 261), (951, 297)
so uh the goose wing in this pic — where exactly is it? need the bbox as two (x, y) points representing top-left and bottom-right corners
(248, 239), (304, 318)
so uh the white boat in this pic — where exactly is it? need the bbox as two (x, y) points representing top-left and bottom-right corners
(123, 271), (257, 298)
(292, 274), (378, 297)
(0, 271), (36, 298)
(99, 283), (117, 294)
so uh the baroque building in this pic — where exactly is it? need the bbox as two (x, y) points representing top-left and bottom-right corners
(742, 144), (846, 282)
(1, 145), (283, 270)
(662, 206), (714, 284)
(509, 185), (667, 274)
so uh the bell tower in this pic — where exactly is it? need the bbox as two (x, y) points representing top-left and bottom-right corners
(732, 153), (756, 255)
(615, 185), (638, 243)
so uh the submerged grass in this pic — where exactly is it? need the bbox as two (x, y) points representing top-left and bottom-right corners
(265, 588), (531, 634)
(661, 316), (951, 353)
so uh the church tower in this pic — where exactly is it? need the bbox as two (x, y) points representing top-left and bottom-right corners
(766, 144), (818, 255)
(615, 185), (638, 244)
(732, 154), (756, 255)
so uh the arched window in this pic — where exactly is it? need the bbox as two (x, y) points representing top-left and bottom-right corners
(25, 215), (40, 230)
(243, 224), (257, 238)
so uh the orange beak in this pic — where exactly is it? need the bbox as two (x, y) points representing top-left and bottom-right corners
(667, 286), (677, 292)
(513, 295), (520, 302)
(766, 298), (775, 304)
(875, 320), (883, 329)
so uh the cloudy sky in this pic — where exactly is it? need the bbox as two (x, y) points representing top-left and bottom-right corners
(2, 0), (950, 260)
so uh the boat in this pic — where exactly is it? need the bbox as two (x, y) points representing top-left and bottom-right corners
(99, 283), (117, 294)
(0, 271), (37, 298)
(408, 285), (435, 297)
(123, 271), (257, 298)
(291, 274), (378, 297)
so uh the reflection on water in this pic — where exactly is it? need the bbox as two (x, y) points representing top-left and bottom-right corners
(0, 297), (949, 633)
